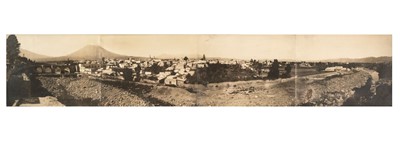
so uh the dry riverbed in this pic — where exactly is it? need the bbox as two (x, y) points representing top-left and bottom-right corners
(34, 69), (381, 106)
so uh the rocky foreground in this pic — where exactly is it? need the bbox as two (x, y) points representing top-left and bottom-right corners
(33, 68), (391, 106)
(296, 69), (391, 106)
(36, 77), (152, 106)
(35, 76), (196, 106)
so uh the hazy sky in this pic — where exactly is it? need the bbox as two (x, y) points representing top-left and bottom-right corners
(295, 35), (392, 60)
(15, 34), (391, 60)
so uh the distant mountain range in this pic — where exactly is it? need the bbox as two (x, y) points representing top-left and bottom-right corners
(32, 45), (128, 61)
(20, 45), (392, 63)
(20, 49), (52, 60)
(319, 56), (392, 63)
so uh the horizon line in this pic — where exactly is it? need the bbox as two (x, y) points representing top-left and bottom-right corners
(20, 45), (392, 61)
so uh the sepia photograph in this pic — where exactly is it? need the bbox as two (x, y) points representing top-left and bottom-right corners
(2, 1), (400, 159)
(6, 34), (392, 106)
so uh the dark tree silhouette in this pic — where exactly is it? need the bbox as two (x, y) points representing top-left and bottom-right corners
(257, 63), (263, 76)
(6, 35), (30, 79)
(284, 64), (292, 78)
(122, 68), (133, 81)
(268, 59), (280, 79)
(150, 63), (162, 74)
(316, 62), (327, 72)
(376, 62), (392, 79)
(7, 35), (34, 106)
(7, 35), (21, 64)
(135, 64), (141, 82)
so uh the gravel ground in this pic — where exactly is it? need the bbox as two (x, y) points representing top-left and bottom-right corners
(37, 77), (151, 106)
(296, 70), (373, 106)
(195, 78), (297, 106)
(35, 68), (387, 106)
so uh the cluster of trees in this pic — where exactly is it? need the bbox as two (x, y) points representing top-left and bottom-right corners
(267, 59), (280, 79)
(250, 59), (263, 76)
(149, 63), (164, 74)
(188, 59), (293, 85)
(7, 35), (38, 105)
(315, 62), (328, 72)
(122, 68), (133, 81)
(187, 63), (256, 85)
(284, 63), (292, 78)
(364, 62), (392, 79)
(7, 35), (35, 80)
(250, 59), (292, 79)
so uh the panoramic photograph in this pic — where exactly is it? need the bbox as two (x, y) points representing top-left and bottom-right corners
(6, 34), (392, 106)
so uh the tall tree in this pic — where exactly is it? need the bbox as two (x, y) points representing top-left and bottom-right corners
(257, 63), (263, 76)
(268, 59), (280, 79)
(135, 64), (141, 82)
(284, 64), (292, 78)
(122, 68), (133, 81)
(7, 34), (20, 64)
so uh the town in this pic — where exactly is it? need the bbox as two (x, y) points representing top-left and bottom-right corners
(31, 55), (363, 86)
(6, 35), (392, 106)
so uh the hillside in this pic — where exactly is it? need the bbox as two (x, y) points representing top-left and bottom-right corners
(67, 45), (125, 60)
(38, 45), (128, 61)
(20, 49), (52, 61)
